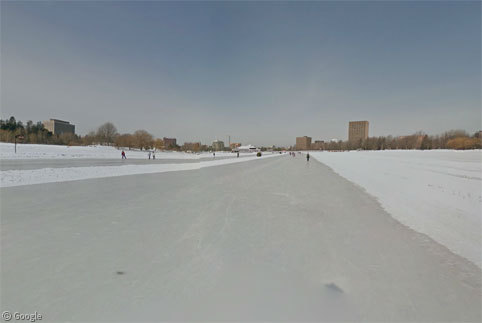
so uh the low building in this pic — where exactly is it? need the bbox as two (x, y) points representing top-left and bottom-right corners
(230, 143), (241, 149)
(163, 137), (177, 149)
(296, 136), (312, 150)
(311, 140), (324, 150)
(233, 144), (258, 153)
(212, 140), (225, 151)
(42, 119), (75, 135)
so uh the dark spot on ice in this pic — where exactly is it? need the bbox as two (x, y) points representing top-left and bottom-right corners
(116, 271), (125, 275)
(325, 282), (343, 293)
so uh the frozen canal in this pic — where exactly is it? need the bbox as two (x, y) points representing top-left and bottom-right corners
(1, 156), (480, 321)
(0, 155), (237, 171)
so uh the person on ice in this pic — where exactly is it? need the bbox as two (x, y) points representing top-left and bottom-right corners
(306, 153), (310, 162)
(121, 150), (126, 159)
(237, 152), (239, 158)
(152, 152), (156, 159)
(148, 151), (151, 159)
(213, 152), (216, 159)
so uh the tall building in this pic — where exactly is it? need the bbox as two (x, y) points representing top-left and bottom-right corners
(42, 119), (75, 135)
(212, 140), (225, 151)
(296, 136), (312, 150)
(163, 137), (177, 149)
(348, 121), (369, 142)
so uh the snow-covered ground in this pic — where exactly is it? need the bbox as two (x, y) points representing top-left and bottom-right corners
(310, 150), (482, 269)
(0, 143), (241, 160)
(0, 143), (283, 187)
(1, 153), (281, 187)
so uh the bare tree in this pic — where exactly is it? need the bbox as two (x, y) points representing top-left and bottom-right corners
(96, 122), (118, 145)
(133, 130), (154, 150)
(153, 138), (164, 150)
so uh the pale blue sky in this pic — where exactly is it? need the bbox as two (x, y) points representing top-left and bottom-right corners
(1, 1), (480, 146)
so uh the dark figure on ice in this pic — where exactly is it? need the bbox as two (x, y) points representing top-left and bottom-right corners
(237, 152), (239, 158)
(121, 151), (126, 159)
(148, 151), (151, 160)
(152, 152), (156, 159)
(306, 153), (310, 162)
(213, 152), (216, 159)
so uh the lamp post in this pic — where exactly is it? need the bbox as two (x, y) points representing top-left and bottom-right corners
(14, 135), (24, 153)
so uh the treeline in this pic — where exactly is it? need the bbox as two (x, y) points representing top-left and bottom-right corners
(0, 117), (170, 150)
(81, 122), (164, 150)
(321, 130), (482, 151)
(2, 116), (481, 151)
(0, 116), (76, 145)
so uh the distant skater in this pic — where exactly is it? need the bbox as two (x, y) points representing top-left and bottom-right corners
(213, 152), (216, 159)
(152, 152), (156, 159)
(148, 151), (151, 160)
(121, 150), (126, 159)
(306, 153), (310, 162)
(237, 152), (239, 158)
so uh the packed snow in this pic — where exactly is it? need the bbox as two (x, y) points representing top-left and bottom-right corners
(1, 152), (282, 187)
(0, 142), (242, 160)
(310, 150), (482, 269)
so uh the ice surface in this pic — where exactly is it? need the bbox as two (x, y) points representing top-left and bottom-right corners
(310, 150), (482, 269)
(2, 155), (480, 321)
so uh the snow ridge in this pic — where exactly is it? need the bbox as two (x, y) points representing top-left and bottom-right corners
(310, 150), (482, 269)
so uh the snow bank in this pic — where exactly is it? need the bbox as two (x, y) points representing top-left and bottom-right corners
(0, 143), (247, 160)
(1, 153), (282, 187)
(310, 150), (482, 269)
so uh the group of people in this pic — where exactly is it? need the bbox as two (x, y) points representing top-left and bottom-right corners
(120, 149), (308, 161)
(288, 151), (310, 161)
(120, 150), (156, 160)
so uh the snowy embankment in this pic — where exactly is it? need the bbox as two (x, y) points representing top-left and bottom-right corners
(0, 145), (279, 187)
(0, 142), (239, 160)
(311, 150), (482, 269)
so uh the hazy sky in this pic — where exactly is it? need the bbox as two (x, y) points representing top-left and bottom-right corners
(1, 1), (480, 146)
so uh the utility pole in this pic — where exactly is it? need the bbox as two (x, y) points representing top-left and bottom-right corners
(15, 135), (24, 153)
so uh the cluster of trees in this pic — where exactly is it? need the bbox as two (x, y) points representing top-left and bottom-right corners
(73, 122), (160, 150)
(0, 117), (161, 150)
(320, 130), (482, 151)
(0, 116), (80, 145)
(0, 117), (183, 151)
